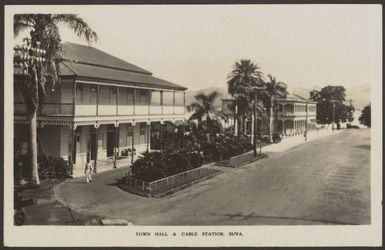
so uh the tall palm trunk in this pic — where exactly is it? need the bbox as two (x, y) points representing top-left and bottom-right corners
(28, 110), (40, 185)
(268, 96), (274, 143)
(29, 65), (40, 185)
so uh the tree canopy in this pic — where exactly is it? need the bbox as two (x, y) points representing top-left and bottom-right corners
(310, 85), (354, 126)
(188, 91), (225, 131)
(14, 14), (98, 112)
(359, 104), (371, 127)
(14, 14), (98, 185)
(227, 59), (264, 98)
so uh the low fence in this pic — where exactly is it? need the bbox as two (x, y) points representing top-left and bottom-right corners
(216, 150), (267, 168)
(124, 164), (218, 196)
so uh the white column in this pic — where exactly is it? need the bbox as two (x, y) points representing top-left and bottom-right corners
(244, 118), (248, 135)
(146, 120), (151, 152)
(251, 112), (254, 143)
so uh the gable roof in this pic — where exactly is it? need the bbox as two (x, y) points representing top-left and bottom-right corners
(59, 42), (187, 91)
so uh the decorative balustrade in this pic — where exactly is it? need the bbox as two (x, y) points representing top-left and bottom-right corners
(15, 102), (74, 116)
(277, 111), (295, 117)
(277, 111), (315, 117)
(75, 104), (97, 116)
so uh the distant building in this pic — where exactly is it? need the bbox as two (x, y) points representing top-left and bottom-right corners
(14, 42), (187, 176)
(221, 93), (317, 138)
(276, 93), (317, 136)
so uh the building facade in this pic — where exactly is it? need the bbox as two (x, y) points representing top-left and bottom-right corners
(14, 42), (187, 177)
(275, 94), (317, 136)
(221, 93), (317, 138)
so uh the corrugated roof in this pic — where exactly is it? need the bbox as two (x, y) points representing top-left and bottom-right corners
(59, 42), (187, 91)
(60, 62), (186, 90)
(62, 42), (151, 74)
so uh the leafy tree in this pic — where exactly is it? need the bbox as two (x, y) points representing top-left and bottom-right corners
(261, 74), (287, 142)
(14, 14), (97, 184)
(310, 85), (354, 128)
(227, 59), (264, 134)
(359, 104), (371, 127)
(188, 91), (225, 132)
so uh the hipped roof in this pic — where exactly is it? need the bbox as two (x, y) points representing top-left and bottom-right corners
(277, 93), (316, 103)
(59, 42), (187, 91)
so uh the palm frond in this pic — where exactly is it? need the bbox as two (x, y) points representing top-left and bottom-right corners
(207, 91), (219, 102)
(52, 14), (98, 43)
(14, 14), (35, 37)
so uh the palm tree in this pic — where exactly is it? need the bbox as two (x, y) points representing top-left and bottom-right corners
(227, 59), (264, 135)
(262, 74), (287, 142)
(188, 91), (224, 130)
(14, 14), (98, 184)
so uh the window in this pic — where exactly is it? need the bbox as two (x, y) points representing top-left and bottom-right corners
(150, 91), (161, 105)
(109, 88), (117, 104)
(175, 92), (184, 106)
(135, 89), (148, 105)
(127, 126), (133, 137)
(124, 126), (133, 146)
(127, 89), (134, 105)
(118, 88), (134, 105)
(90, 86), (97, 104)
(140, 123), (146, 135)
(76, 85), (82, 104)
(140, 91), (147, 105)
(118, 88), (128, 105)
(163, 91), (174, 105)
(285, 104), (294, 113)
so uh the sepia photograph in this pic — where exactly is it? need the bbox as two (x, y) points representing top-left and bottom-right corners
(3, 3), (382, 247)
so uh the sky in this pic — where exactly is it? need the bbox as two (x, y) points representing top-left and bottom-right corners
(12, 5), (382, 92)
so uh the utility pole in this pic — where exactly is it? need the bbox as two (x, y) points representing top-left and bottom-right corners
(305, 101), (308, 141)
(330, 100), (338, 133)
(252, 86), (266, 157)
(113, 125), (118, 168)
(234, 102), (238, 136)
(253, 94), (257, 156)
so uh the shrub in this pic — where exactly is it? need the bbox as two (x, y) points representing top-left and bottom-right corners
(38, 156), (71, 179)
(213, 134), (253, 161)
(130, 150), (204, 182)
(187, 151), (204, 168)
(131, 133), (252, 182)
(14, 155), (31, 180)
(131, 152), (164, 182)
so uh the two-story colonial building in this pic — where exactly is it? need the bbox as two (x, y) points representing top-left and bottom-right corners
(221, 93), (317, 138)
(14, 42), (187, 177)
(275, 93), (317, 136)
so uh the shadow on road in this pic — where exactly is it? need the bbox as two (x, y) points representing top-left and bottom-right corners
(351, 144), (370, 150)
(214, 212), (356, 225)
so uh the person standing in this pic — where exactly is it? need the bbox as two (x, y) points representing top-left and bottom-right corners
(85, 160), (94, 183)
